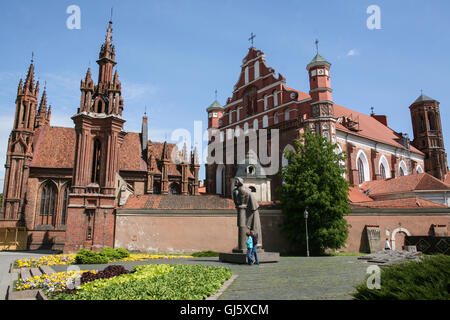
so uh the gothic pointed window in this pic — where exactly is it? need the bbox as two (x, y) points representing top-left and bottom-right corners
(91, 139), (101, 184)
(428, 112), (435, 130)
(39, 181), (57, 225)
(61, 184), (70, 225)
(358, 158), (365, 185)
(419, 116), (425, 132)
(380, 163), (386, 179)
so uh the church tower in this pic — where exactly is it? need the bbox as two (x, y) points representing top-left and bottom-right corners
(1, 61), (39, 224)
(304, 44), (336, 143)
(64, 21), (126, 252)
(409, 93), (448, 180)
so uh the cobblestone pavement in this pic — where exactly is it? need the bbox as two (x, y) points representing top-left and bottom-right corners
(0, 250), (55, 300)
(48, 255), (370, 300)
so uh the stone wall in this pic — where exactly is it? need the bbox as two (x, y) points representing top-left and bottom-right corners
(114, 207), (450, 254)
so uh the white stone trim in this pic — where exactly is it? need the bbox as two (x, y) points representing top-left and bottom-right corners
(356, 149), (371, 183)
(378, 155), (391, 179)
(390, 227), (411, 251)
(399, 160), (408, 176)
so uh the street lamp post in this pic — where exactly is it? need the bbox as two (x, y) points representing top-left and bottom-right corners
(304, 209), (310, 257)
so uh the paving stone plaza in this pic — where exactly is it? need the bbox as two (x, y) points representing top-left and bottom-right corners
(1, 251), (371, 300)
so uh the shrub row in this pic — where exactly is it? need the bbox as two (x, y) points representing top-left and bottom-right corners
(353, 254), (450, 300)
(74, 248), (130, 265)
(51, 264), (232, 300)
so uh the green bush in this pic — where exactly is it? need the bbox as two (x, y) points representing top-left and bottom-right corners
(51, 264), (232, 300)
(192, 251), (219, 257)
(75, 249), (109, 265)
(98, 247), (130, 260)
(353, 254), (450, 300)
(115, 248), (130, 259)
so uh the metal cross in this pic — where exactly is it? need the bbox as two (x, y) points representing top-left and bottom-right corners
(31, 52), (34, 64)
(315, 39), (319, 54)
(249, 33), (256, 47)
(215, 89), (218, 101)
(110, 7), (114, 22)
(370, 106), (374, 115)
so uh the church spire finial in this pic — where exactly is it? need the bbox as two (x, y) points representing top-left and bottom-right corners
(315, 39), (319, 55)
(248, 32), (256, 47)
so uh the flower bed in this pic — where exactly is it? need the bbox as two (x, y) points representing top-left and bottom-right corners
(50, 264), (232, 300)
(14, 251), (194, 268)
(14, 254), (76, 268)
(122, 254), (194, 262)
(14, 269), (95, 294)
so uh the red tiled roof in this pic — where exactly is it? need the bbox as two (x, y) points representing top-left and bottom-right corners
(352, 197), (447, 209)
(31, 126), (76, 168)
(333, 104), (422, 154)
(119, 132), (147, 171)
(360, 173), (450, 195)
(284, 86), (311, 101)
(445, 173), (450, 186)
(122, 194), (235, 210)
(349, 186), (373, 203)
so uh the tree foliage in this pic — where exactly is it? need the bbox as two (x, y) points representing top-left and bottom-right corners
(278, 129), (350, 255)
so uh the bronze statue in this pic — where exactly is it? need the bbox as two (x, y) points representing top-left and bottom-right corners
(232, 177), (263, 250)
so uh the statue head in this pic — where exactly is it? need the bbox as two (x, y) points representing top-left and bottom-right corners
(234, 177), (244, 188)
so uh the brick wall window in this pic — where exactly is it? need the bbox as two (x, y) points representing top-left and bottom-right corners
(358, 158), (365, 185)
(91, 139), (101, 183)
(39, 182), (57, 225)
(61, 185), (70, 225)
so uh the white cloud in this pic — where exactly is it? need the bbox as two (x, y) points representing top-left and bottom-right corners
(346, 49), (359, 57)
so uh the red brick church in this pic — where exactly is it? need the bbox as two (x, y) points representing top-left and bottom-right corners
(0, 21), (200, 252)
(0, 22), (449, 254)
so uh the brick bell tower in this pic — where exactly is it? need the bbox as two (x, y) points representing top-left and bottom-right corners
(64, 21), (125, 252)
(1, 60), (39, 224)
(304, 42), (337, 144)
(409, 93), (448, 180)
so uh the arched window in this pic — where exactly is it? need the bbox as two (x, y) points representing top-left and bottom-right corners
(273, 90), (278, 107)
(358, 158), (365, 184)
(264, 95), (268, 111)
(428, 112), (435, 130)
(249, 186), (257, 193)
(399, 161), (408, 176)
(282, 145), (295, 168)
(419, 116), (425, 132)
(253, 119), (259, 131)
(254, 61), (260, 79)
(244, 122), (249, 134)
(378, 155), (391, 179)
(236, 107), (241, 122)
(284, 109), (290, 121)
(216, 165), (225, 195)
(416, 165), (424, 174)
(39, 181), (57, 225)
(61, 184), (70, 225)
(262, 115), (268, 128)
(380, 164), (386, 180)
(356, 150), (370, 184)
(244, 67), (249, 84)
(235, 126), (241, 137)
(274, 113), (279, 124)
(91, 139), (101, 183)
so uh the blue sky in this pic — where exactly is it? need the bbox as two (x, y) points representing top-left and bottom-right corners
(0, 0), (449, 191)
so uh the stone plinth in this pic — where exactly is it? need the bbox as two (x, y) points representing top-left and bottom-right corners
(219, 250), (280, 264)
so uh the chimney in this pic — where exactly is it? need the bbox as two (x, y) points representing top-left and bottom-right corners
(371, 114), (388, 127)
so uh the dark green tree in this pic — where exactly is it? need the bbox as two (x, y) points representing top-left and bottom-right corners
(278, 129), (350, 255)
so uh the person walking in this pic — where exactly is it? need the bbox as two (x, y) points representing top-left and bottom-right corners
(385, 238), (391, 251)
(250, 231), (260, 265)
(246, 231), (253, 265)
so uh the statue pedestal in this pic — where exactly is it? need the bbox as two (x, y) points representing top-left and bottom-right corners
(219, 249), (280, 264)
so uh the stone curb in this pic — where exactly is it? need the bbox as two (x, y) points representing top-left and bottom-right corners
(206, 274), (238, 300)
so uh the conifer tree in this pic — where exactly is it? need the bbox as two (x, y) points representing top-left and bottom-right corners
(278, 129), (350, 255)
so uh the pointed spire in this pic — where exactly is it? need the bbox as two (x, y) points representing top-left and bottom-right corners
(47, 105), (51, 121)
(193, 146), (199, 165)
(24, 61), (35, 93)
(113, 69), (119, 84)
(17, 79), (23, 95)
(162, 141), (169, 160)
(39, 87), (47, 111)
(182, 142), (189, 163)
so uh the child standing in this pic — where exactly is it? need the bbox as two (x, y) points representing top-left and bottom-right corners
(246, 231), (253, 265)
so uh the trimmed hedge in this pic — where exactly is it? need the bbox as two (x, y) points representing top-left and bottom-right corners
(75, 248), (130, 264)
(51, 264), (232, 300)
(353, 254), (450, 300)
(74, 249), (109, 265)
